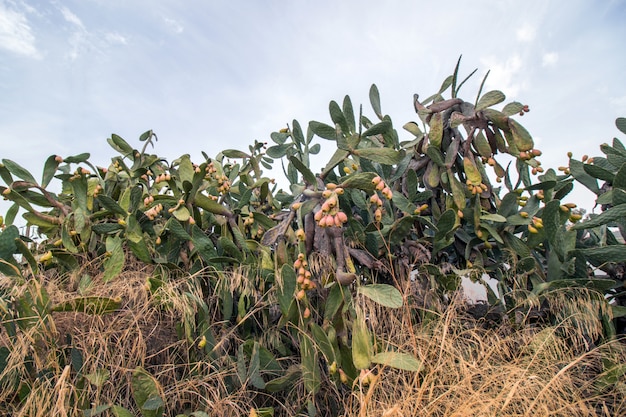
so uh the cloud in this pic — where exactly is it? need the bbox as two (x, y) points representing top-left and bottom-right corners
(56, 6), (127, 61)
(480, 55), (526, 98)
(163, 17), (184, 34)
(0, 1), (41, 58)
(516, 23), (536, 42)
(542, 52), (559, 67)
(104, 32), (127, 45)
(59, 6), (85, 30)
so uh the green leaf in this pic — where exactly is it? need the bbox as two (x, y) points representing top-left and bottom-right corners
(463, 156), (482, 184)
(41, 155), (60, 188)
(403, 121), (422, 137)
(371, 351), (422, 372)
(476, 90), (505, 111)
(532, 278), (616, 295)
(109, 134), (134, 155)
(270, 131), (289, 145)
(473, 130), (492, 158)
(63, 153), (91, 164)
(309, 143), (321, 155)
(570, 158), (600, 194)
(14, 238), (38, 275)
(91, 222), (125, 234)
(583, 164), (615, 182)
(353, 148), (404, 165)
(448, 170), (466, 210)
(572, 205), (626, 230)
(369, 84), (382, 119)
(265, 368), (301, 393)
(310, 323), (336, 364)
(426, 146), (445, 168)
(616, 117), (626, 135)
(277, 265), (296, 316)
(339, 172), (376, 191)
(221, 149), (250, 159)
(525, 180), (557, 191)
(1, 159), (37, 184)
(362, 120), (392, 137)
(83, 404), (111, 417)
(480, 213), (507, 222)
(451, 55), (462, 98)
(172, 206), (190, 222)
(0, 225), (19, 260)
(321, 149), (350, 178)
(613, 163), (626, 189)
(96, 195), (127, 217)
(508, 119), (533, 152)
(502, 101), (524, 116)
(392, 193), (416, 215)
(110, 406), (134, 417)
(357, 284), (403, 308)
(428, 113), (443, 148)
(288, 156), (316, 185)
(300, 334), (320, 395)
(352, 307), (372, 370)
(343, 95), (356, 134)
(329, 100), (349, 134)
(176, 154), (195, 184)
(577, 246), (626, 264)
(542, 199), (563, 248)
(502, 231), (531, 258)
(103, 236), (124, 283)
(324, 283), (344, 321)
(266, 143), (292, 158)
(131, 367), (163, 417)
(52, 296), (122, 314)
(309, 121), (337, 141)
(436, 208), (457, 235)
(85, 369), (110, 388)
(292, 119), (305, 146)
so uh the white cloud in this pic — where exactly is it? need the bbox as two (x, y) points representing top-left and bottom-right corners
(542, 52), (559, 67)
(480, 55), (526, 98)
(59, 6), (85, 30)
(516, 23), (536, 42)
(0, 1), (41, 59)
(104, 32), (127, 45)
(163, 17), (184, 34)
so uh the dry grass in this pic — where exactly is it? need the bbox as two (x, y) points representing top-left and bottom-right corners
(1, 264), (625, 417)
(346, 291), (626, 417)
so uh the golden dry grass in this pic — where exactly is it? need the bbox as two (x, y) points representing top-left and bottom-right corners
(0, 263), (624, 417)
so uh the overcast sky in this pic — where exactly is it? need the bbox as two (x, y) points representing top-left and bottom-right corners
(1, 0), (626, 217)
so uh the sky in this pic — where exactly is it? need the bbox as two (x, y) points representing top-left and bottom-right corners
(1, 0), (626, 220)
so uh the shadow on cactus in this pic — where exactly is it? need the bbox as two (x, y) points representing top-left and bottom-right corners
(0, 57), (624, 415)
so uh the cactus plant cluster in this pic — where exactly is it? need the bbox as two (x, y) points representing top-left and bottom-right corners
(0, 58), (625, 415)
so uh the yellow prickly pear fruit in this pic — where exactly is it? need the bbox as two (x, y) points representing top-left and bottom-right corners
(198, 335), (207, 349)
(328, 361), (337, 375)
(339, 369), (349, 384)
